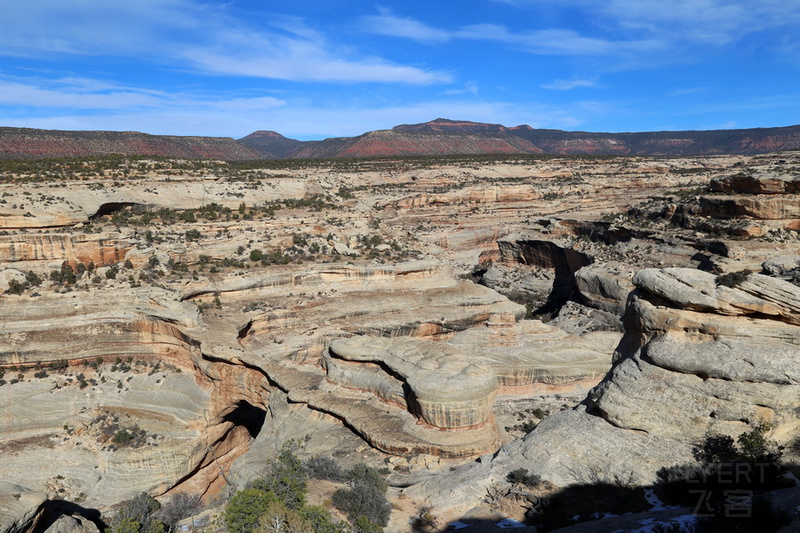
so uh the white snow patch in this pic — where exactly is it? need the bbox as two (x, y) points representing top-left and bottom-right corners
(615, 514), (697, 533)
(644, 488), (679, 511)
(495, 518), (527, 528)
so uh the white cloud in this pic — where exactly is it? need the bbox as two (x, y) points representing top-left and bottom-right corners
(493, 0), (800, 46)
(360, 9), (451, 43)
(542, 79), (601, 91)
(443, 82), (479, 96)
(361, 13), (663, 57)
(0, 75), (286, 123)
(181, 48), (450, 85)
(0, 0), (450, 85)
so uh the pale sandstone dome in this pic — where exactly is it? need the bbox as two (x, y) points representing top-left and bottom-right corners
(410, 266), (800, 520)
(446, 319), (618, 386)
(328, 336), (498, 429)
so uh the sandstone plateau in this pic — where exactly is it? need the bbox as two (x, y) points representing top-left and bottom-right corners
(1, 150), (799, 532)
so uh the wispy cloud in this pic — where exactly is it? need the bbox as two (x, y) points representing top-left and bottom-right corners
(443, 82), (479, 96)
(0, 74), (286, 120)
(360, 8), (451, 43)
(493, 0), (800, 46)
(361, 11), (663, 57)
(542, 79), (601, 91)
(0, 0), (450, 85)
(668, 86), (714, 97)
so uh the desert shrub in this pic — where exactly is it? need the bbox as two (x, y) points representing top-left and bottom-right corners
(737, 422), (783, 463)
(344, 464), (387, 494)
(253, 501), (313, 533)
(106, 266), (120, 280)
(25, 270), (42, 286)
(111, 493), (164, 533)
(154, 493), (201, 529)
(351, 515), (382, 533)
(185, 229), (202, 241)
(249, 441), (308, 510)
(331, 482), (391, 527)
(300, 506), (348, 533)
(715, 269), (751, 288)
(507, 468), (541, 488)
(225, 489), (279, 533)
(6, 279), (26, 294)
(657, 422), (788, 509)
(225, 442), (347, 533)
(50, 262), (77, 285)
(304, 456), (343, 482)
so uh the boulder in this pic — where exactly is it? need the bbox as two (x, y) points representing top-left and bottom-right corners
(0, 483), (47, 533)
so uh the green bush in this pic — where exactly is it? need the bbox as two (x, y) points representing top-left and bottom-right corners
(331, 482), (391, 527)
(249, 441), (308, 510)
(224, 441), (348, 532)
(111, 493), (164, 533)
(185, 229), (202, 241)
(304, 456), (343, 482)
(344, 464), (387, 494)
(738, 422), (783, 463)
(225, 489), (279, 533)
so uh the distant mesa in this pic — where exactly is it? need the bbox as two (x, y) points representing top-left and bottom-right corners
(2, 119), (800, 160)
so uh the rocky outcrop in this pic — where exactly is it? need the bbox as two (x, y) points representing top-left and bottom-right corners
(0, 483), (47, 533)
(710, 172), (800, 194)
(574, 263), (634, 315)
(409, 265), (800, 520)
(0, 178), (307, 230)
(3, 148), (799, 528)
(327, 336), (498, 430)
(482, 234), (593, 313)
(0, 233), (129, 268)
(446, 318), (617, 387)
(43, 514), (100, 533)
(664, 170), (800, 238)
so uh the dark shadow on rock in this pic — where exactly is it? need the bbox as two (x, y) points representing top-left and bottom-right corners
(34, 500), (106, 533)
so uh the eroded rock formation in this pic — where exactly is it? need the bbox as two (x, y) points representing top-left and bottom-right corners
(409, 266), (800, 520)
(2, 150), (800, 530)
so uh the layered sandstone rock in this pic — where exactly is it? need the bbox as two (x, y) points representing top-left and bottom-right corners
(0, 483), (47, 533)
(409, 265), (800, 520)
(3, 150), (800, 528)
(446, 319), (617, 387)
(710, 172), (800, 194)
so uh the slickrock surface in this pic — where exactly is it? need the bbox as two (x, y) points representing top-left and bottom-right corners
(2, 151), (800, 529)
(0, 483), (47, 533)
(408, 266), (800, 520)
(328, 336), (498, 430)
(446, 319), (617, 387)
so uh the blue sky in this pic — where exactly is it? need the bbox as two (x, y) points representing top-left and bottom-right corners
(0, 0), (798, 140)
